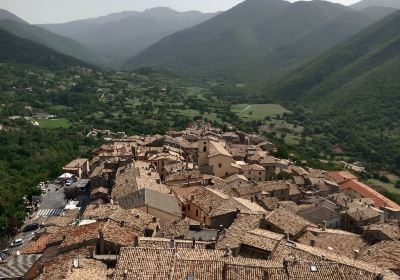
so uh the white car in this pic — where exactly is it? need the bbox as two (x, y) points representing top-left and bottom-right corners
(10, 239), (23, 247)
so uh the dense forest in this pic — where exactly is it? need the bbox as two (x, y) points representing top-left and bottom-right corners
(0, 124), (101, 236)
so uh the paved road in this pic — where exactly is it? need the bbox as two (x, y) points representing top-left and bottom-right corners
(39, 183), (67, 210)
(239, 105), (252, 114)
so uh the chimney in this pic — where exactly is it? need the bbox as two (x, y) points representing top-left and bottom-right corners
(98, 230), (105, 255)
(219, 225), (224, 232)
(134, 236), (139, 247)
(236, 208), (241, 218)
(322, 221), (327, 231)
(310, 239), (316, 247)
(170, 237), (176, 249)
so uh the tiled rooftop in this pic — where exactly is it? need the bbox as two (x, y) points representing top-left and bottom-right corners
(264, 208), (311, 237)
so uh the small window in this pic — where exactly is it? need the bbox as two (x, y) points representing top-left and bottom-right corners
(188, 205), (191, 211)
(218, 163), (222, 168)
(259, 178), (261, 182)
(196, 209), (199, 217)
(310, 265), (318, 272)
(259, 172), (261, 175)
(203, 146), (207, 152)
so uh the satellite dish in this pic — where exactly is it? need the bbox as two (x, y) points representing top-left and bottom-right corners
(73, 258), (79, 268)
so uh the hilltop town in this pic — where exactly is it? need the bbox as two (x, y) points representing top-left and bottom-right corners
(0, 120), (399, 280)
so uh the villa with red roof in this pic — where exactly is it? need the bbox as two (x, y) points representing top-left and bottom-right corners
(327, 171), (400, 210)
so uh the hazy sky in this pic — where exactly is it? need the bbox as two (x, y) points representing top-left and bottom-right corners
(0, 0), (361, 24)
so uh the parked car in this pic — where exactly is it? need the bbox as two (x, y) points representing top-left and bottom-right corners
(10, 239), (23, 247)
(22, 223), (39, 232)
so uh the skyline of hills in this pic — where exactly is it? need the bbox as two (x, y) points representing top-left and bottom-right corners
(125, 0), (396, 83)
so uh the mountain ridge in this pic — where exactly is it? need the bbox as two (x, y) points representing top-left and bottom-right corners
(125, 0), (393, 83)
(0, 27), (90, 69)
(268, 10), (400, 168)
(38, 7), (218, 68)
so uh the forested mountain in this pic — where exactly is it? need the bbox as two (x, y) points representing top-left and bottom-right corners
(0, 17), (105, 67)
(0, 8), (27, 23)
(269, 10), (400, 170)
(39, 8), (217, 68)
(351, 0), (400, 10)
(0, 28), (89, 69)
(125, 0), (394, 83)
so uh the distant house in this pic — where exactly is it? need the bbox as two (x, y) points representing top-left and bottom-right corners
(182, 187), (266, 229)
(221, 132), (240, 144)
(231, 163), (266, 182)
(327, 171), (400, 210)
(343, 207), (383, 234)
(260, 208), (311, 239)
(298, 206), (340, 229)
(63, 158), (90, 178)
(223, 174), (249, 188)
(118, 188), (182, 225)
(197, 139), (236, 178)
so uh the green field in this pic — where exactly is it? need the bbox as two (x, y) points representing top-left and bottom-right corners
(367, 179), (400, 195)
(37, 118), (71, 128)
(231, 104), (291, 121)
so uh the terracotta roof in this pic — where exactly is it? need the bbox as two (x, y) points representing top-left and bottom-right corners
(59, 222), (105, 248)
(357, 240), (400, 271)
(63, 158), (88, 169)
(264, 208), (311, 237)
(297, 229), (368, 258)
(257, 196), (280, 211)
(223, 174), (249, 184)
(83, 203), (121, 220)
(242, 229), (283, 252)
(156, 217), (200, 239)
(66, 258), (108, 280)
(165, 169), (202, 183)
(259, 156), (277, 165)
(298, 206), (339, 226)
(112, 237), (399, 280)
(185, 187), (266, 218)
(226, 144), (248, 158)
(232, 181), (288, 197)
(217, 214), (263, 250)
(340, 179), (400, 209)
(102, 220), (139, 246)
(325, 171), (356, 183)
(364, 223), (400, 240)
(138, 237), (210, 249)
(347, 207), (381, 222)
(20, 233), (62, 254)
(208, 141), (232, 158)
(40, 245), (100, 280)
(237, 229), (398, 279)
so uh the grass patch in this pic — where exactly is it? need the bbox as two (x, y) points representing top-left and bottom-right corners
(367, 179), (400, 195)
(37, 118), (71, 129)
(231, 104), (291, 121)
